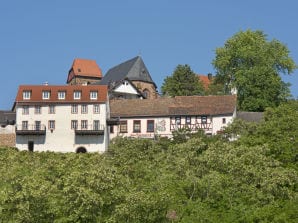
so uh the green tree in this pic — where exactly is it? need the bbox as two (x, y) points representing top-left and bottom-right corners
(161, 64), (205, 96)
(212, 29), (297, 111)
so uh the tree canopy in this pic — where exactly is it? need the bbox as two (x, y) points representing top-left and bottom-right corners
(1, 101), (297, 222)
(161, 64), (205, 96)
(212, 29), (297, 111)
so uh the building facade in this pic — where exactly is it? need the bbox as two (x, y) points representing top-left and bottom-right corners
(109, 95), (237, 139)
(13, 85), (109, 153)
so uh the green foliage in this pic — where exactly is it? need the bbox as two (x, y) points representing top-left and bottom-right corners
(161, 64), (205, 96)
(212, 29), (297, 111)
(1, 103), (297, 222)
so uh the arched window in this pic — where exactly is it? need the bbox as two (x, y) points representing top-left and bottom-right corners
(143, 89), (150, 99)
(76, 147), (87, 153)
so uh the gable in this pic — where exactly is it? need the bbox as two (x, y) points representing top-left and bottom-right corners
(113, 80), (140, 95)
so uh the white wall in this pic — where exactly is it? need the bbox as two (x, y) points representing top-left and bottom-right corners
(16, 103), (107, 153)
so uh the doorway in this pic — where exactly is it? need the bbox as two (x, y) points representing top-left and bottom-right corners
(28, 141), (34, 152)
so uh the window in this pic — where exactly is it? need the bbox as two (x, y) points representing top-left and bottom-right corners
(71, 120), (78, 130)
(222, 118), (226, 124)
(48, 120), (55, 130)
(35, 105), (41, 114)
(175, 117), (181, 125)
(58, 91), (66, 100)
(147, 120), (154, 132)
(201, 116), (207, 124)
(42, 91), (50, 99)
(186, 116), (191, 124)
(133, 120), (141, 133)
(23, 91), (31, 100)
(22, 106), (29, 115)
(71, 104), (78, 114)
(90, 91), (98, 100)
(143, 89), (150, 99)
(93, 120), (100, 130)
(74, 91), (81, 100)
(22, 121), (28, 130)
(120, 120), (127, 133)
(81, 105), (88, 114)
(110, 126), (114, 133)
(35, 121), (41, 131)
(49, 105), (55, 114)
(93, 104), (100, 113)
(81, 120), (88, 129)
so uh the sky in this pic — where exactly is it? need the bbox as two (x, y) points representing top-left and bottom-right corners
(1, 0), (297, 109)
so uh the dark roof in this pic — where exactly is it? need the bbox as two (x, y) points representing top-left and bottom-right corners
(237, 112), (264, 122)
(98, 56), (156, 87)
(110, 95), (236, 118)
(0, 110), (16, 125)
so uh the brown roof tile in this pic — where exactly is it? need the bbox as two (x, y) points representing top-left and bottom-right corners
(67, 59), (102, 82)
(15, 85), (108, 104)
(110, 95), (236, 117)
(198, 75), (211, 89)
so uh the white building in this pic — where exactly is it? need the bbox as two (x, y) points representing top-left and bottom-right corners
(13, 84), (109, 153)
(109, 95), (237, 139)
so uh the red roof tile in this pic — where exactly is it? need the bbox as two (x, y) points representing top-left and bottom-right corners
(15, 85), (108, 104)
(110, 95), (236, 117)
(198, 75), (211, 89)
(67, 59), (102, 83)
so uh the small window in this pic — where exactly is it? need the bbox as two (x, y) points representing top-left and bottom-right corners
(186, 116), (191, 124)
(42, 91), (50, 99)
(110, 126), (114, 133)
(49, 105), (55, 114)
(22, 106), (29, 115)
(22, 121), (28, 130)
(48, 120), (55, 130)
(81, 120), (88, 129)
(143, 89), (150, 99)
(90, 91), (98, 100)
(71, 120), (78, 130)
(78, 68), (81, 72)
(74, 91), (81, 100)
(81, 105), (88, 114)
(58, 91), (66, 100)
(175, 117), (181, 125)
(222, 118), (226, 124)
(35, 105), (41, 114)
(120, 120), (127, 133)
(35, 121), (41, 131)
(201, 116), (207, 124)
(71, 104), (78, 114)
(93, 104), (100, 113)
(133, 120), (141, 133)
(93, 120), (100, 130)
(147, 120), (154, 132)
(23, 91), (31, 100)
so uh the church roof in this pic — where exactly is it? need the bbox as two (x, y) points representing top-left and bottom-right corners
(99, 56), (156, 87)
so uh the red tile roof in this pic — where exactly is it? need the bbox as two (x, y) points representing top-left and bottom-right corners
(15, 85), (108, 104)
(67, 59), (102, 82)
(110, 95), (236, 117)
(198, 75), (211, 89)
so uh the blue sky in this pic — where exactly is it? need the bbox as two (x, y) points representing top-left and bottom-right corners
(1, 0), (297, 109)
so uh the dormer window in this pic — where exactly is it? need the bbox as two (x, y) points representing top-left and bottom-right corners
(42, 91), (50, 99)
(90, 91), (98, 100)
(23, 91), (31, 100)
(74, 91), (81, 100)
(58, 91), (66, 100)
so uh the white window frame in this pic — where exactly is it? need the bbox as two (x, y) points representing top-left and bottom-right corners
(81, 120), (88, 129)
(58, 91), (66, 100)
(35, 105), (41, 114)
(71, 104), (78, 114)
(71, 120), (78, 130)
(42, 91), (50, 100)
(22, 106), (29, 115)
(93, 104), (100, 114)
(23, 91), (31, 100)
(49, 105), (55, 114)
(74, 91), (81, 100)
(81, 104), (88, 114)
(90, 91), (98, 100)
(48, 120), (55, 130)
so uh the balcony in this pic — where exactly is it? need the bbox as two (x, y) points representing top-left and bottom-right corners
(16, 124), (46, 135)
(74, 125), (105, 135)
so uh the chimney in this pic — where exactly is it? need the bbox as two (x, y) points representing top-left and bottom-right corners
(207, 73), (212, 80)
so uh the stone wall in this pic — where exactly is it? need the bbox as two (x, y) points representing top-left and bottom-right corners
(132, 81), (158, 99)
(0, 134), (16, 147)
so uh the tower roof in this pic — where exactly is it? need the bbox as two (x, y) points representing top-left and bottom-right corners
(99, 56), (156, 87)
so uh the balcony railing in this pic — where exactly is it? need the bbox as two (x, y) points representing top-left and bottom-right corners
(74, 124), (105, 135)
(16, 124), (46, 135)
